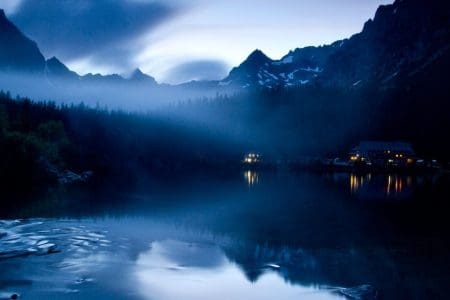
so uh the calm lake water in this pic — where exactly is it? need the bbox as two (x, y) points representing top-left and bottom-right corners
(1, 171), (450, 299)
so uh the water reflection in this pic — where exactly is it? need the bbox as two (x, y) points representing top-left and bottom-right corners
(133, 240), (343, 300)
(348, 173), (417, 198)
(244, 170), (259, 186)
(349, 174), (371, 194)
(1, 172), (450, 299)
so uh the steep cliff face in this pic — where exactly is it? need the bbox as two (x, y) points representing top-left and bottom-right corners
(321, 0), (450, 88)
(1, 1), (449, 94)
(221, 0), (450, 89)
(0, 9), (46, 73)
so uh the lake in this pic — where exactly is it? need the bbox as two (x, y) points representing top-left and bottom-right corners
(1, 171), (449, 299)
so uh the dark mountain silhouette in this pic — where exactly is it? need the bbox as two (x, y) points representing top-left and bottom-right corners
(128, 68), (157, 85)
(0, 0), (449, 95)
(219, 0), (450, 89)
(220, 44), (340, 88)
(321, 0), (450, 88)
(0, 9), (46, 73)
(0, 8), (159, 88)
(223, 50), (273, 87)
(45, 57), (79, 80)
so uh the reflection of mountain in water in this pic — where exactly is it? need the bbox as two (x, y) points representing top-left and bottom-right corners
(1, 217), (449, 299)
(221, 238), (448, 299)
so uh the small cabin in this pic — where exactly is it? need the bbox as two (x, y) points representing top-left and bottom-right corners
(349, 141), (415, 167)
(243, 153), (262, 164)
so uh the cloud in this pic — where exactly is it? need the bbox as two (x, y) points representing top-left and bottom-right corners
(162, 60), (229, 84)
(1, 0), (23, 14)
(10, 0), (178, 72)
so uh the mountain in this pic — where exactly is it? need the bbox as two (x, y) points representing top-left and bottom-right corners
(0, 9), (46, 73)
(0, 9), (159, 88)
(220, 0), (450, 90)
(220, 44), (340, 88)
(128, 68), (157, 85)
(222, 50), (273, 88)
(321, 0), (450, 88)
(45, 57), (79, 80)
(1, 0), (449, 95)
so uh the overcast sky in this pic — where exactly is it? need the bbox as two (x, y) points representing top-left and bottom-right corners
(4, 0), (393, 84)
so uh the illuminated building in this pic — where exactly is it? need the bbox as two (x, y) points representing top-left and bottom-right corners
(349, 141), (415, 167)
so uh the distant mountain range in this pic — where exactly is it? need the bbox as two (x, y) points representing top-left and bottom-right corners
(0, 9), (158, 88)
(0, 0), (449, 95)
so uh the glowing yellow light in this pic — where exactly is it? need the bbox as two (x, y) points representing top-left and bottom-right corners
(244, 170), (259, 186)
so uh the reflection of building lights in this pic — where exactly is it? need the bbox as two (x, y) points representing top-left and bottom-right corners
(350, 174), (372, 194)
(387, 175), (392, 196)
(386, 175), (404, 196)
(407, 176), (413, 187)
(244, 170), (259, 186)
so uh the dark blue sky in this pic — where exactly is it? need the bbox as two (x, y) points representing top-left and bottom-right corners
(4, 0), (393, 83)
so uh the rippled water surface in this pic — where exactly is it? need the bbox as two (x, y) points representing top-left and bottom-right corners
(1, 172), (449, 299)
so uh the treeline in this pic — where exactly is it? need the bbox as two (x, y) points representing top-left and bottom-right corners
(0, 91), (245, 192)
(0, 75), (449, 193)
(0, 92), (69, 191)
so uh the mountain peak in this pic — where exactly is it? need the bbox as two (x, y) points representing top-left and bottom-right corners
(45, 56), (79, 79)
(246, 49), (271, 63)
(129, 68), (157, 84)
(47, 56), (62, 65)
(131, 68), (145, 77)
(0, 9), (46, 73)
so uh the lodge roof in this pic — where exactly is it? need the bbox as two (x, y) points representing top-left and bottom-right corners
(354, 141), (415, 153)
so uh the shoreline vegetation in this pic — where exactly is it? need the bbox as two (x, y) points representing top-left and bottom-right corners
(1, 86), (449, 196)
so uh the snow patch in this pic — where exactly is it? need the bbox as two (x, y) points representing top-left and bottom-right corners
(272, 55), (293, 66)
(264, 70), (278, 80)
(282, 55), (293, 64)
(300, 66), (322, 73)
(287, 69), (300, 80)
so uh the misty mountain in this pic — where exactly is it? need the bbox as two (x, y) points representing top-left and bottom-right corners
(128, 68), (158, 85)
(1, 0), (450, 103)
(0, 8), (160, 87)
(45, 57), (79, 80)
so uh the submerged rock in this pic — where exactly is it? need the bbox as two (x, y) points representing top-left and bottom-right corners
(337, 284), (378, 299)
(0, 293), (19, 300)
(57, 170), (93, 185)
